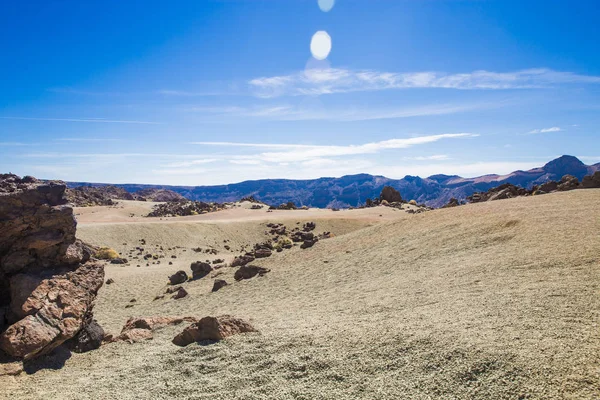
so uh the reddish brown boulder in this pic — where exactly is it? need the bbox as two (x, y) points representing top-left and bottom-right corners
(0, 262), (104, 359)
(107, 316), (198, 344)
(172, 315), (256, 346)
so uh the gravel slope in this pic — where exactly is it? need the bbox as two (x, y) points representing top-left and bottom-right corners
(3, 190), (599, 399)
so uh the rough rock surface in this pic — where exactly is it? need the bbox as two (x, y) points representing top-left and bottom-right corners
(0, 174), (104, 361)
(172, 315), (256, 346)
(0, 262), (104, 359)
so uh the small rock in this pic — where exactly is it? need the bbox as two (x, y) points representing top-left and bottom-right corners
(190, 261), (213, 279)
(172, 315), (256, 346)
(212, 279), (228, 292)
(172, 287), (188, 300)
(169, 270), (188, 285)
(71, 320), (104, 353)
(234, 265), (270, 281)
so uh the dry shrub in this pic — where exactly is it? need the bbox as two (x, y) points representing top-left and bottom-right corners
(95, 247), (120, 260)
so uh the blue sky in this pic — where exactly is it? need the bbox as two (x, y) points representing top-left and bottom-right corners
(1, 0), (599, 185)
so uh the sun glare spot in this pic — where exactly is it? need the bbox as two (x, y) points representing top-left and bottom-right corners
(318, 0), (335, 12)
(310, 31), (332, 60)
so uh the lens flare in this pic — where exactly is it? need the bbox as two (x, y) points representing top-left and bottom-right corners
(310, 31), (332, 60)
(318, 0), (335, 12)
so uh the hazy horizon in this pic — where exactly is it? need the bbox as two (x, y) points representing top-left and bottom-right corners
(2, 1), (599, 185)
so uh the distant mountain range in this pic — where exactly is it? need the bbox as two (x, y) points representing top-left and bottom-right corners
(67, 155), (600, 208)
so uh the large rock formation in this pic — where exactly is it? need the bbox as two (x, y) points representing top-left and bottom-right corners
(0, 174), (104, 360)
(582, 171), (600, 188)
(379, 186), (403, 203)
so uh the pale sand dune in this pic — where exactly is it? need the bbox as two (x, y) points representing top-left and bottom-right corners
(3, 190), (599, 399)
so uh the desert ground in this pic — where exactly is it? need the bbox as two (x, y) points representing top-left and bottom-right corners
(2, 190), (599, 399)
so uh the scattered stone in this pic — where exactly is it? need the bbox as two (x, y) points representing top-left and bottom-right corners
(172, 287), (188, 300)
(106, 278), (115, 285)
(231, 254), (255, 267)
(234, 265), (270, 281)
(303, 222), (316, 232)
(301, 239), (317, 249)
(165, 285), (182, 294)
(254, 248), (272, 258)
(169, 270), (188, 285)
(172, 315), (256, 346)
(110, 258), (128, 265)
(442, 198), (461, 208)
(212, 279), (228, 292)
(107, 316), (198, 344)
(190, 261), (212, 279)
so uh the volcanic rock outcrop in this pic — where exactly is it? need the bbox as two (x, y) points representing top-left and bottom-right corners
(147, 201), (226, 217)
(582, 171), (600, 188)
(379, 186), (403, 203)
(0, 174), (104, 360)
(66, 185), (134, 207)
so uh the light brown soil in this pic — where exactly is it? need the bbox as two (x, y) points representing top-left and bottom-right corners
(2, 190), (599, 399)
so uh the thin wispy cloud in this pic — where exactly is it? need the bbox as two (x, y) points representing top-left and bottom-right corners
(193, 133), (477, 163)
(187, 103), (484, 121)
(55, 138), (124, 142)
(249, 68), (600, 98)
(527, 127), (562, 134)
(0, 142), (31, 146)
(157, 90), (229, 97)
(0, 117), (160, 124)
